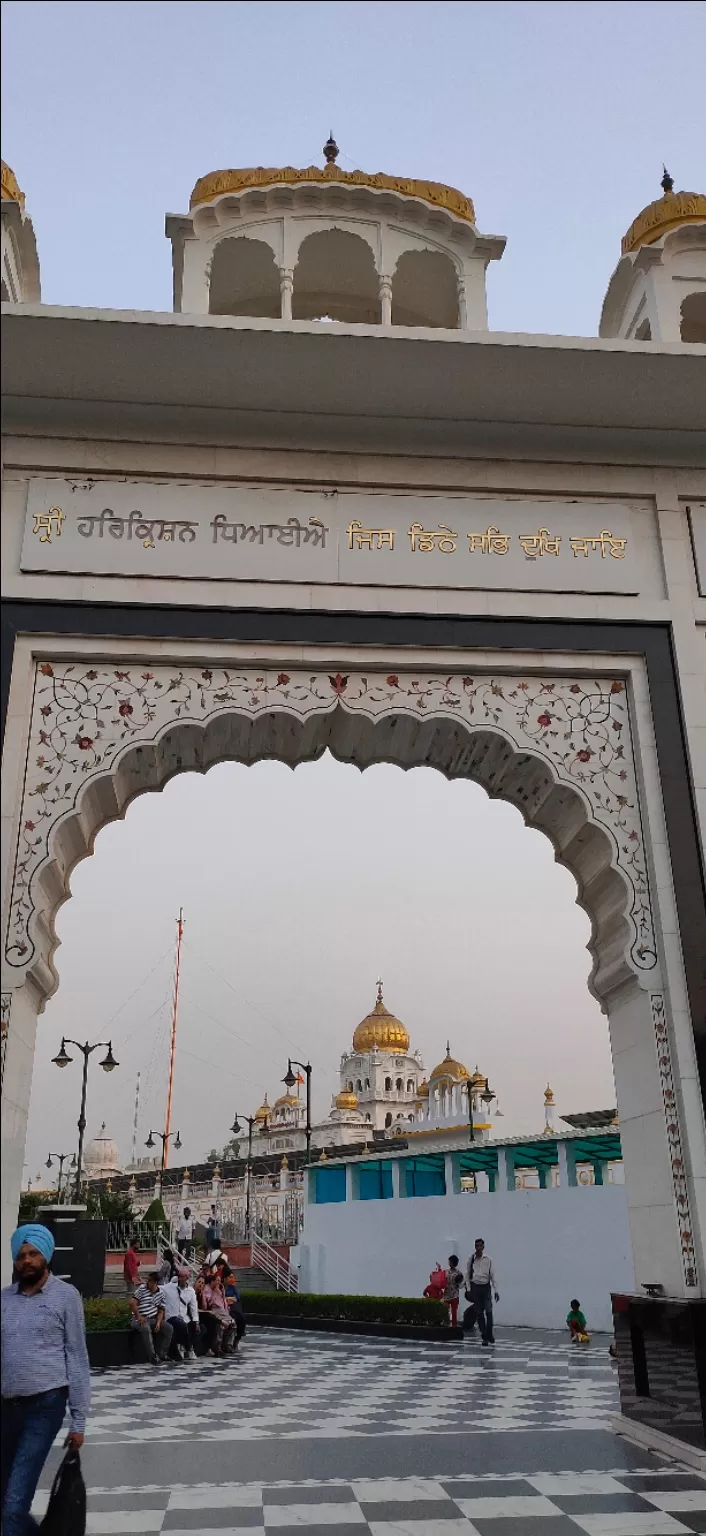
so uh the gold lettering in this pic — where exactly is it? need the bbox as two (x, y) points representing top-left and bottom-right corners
(347, 520), (395, 550)
(570, 530), (627, 559)
(409, 522), (457, 553)
(467, 525), (510, 555)
(519, 527), (561, 559)
(32, 506), (65, 544)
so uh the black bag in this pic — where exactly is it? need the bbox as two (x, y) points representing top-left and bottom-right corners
(41, 1448), (86, 1536)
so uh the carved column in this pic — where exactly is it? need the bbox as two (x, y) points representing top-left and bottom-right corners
(280, 268), (294, 321)
(379, 274), (392, 326)
(456, 276), (468, 329)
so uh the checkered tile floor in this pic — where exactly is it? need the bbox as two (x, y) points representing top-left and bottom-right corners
(80, 1331), (620, 1441)
(32, 1471), (706, 1535)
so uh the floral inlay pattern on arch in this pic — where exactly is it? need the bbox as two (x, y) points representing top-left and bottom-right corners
(5, 663), (655, 974)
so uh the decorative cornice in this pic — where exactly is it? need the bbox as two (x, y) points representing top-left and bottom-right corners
(1, 159), (25, 208)
(621, 190), (706, 255)
(190, 164), (475, 225)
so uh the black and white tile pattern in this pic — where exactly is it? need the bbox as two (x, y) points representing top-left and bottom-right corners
(32, 1472), (706, 1535)
(80, 1331), (619, 1442)
(35, 1330), (704, 1535)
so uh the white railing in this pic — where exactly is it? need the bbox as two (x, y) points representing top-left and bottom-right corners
(251, 1231), (299, 1292)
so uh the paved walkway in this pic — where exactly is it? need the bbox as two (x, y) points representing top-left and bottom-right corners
(33, 1329), (705, 1534)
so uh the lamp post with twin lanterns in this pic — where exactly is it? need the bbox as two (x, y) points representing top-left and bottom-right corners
(45, 1151), (76, 1201)
(51, 1037), (119, 1200)
(230, 1113), (258, 1236)
(282, 1059), (312, 1164)
(465, 1076), (497, 1146)
(145, 1128), (182, 1195)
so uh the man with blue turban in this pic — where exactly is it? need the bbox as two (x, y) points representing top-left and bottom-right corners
(1, 1223), (91, 1534)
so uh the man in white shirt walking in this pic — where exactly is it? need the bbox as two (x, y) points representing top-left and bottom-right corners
(466, 1238), (499, 1346)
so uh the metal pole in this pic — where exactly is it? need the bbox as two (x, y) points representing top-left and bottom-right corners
(56, 1157), (64, 1200)
(75, 1045), (90, 1200)
(164, 909), (184, 1170)
(246, 1118), (253, 1237)
(467, 1081), (475, 1144)
(305, 1065), (312, 1165)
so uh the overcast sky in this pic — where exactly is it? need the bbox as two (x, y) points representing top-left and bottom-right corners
(4, 0), (700, 1181)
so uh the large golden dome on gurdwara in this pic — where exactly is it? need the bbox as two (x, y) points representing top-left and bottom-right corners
(352, 983), (410, 1054)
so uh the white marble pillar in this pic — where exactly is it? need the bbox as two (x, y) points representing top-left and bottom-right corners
(456, 277), (468, 329)
(379, 274), (392, 325)
(280, 268), (294, 321)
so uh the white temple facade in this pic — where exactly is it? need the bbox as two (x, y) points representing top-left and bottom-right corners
(1, 160), (40, 305)
(238, 983), (501, 1158)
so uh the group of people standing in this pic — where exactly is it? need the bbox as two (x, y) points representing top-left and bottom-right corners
(425, 1238), (499, 1345)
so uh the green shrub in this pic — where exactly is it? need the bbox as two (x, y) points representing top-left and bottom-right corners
(84, 1297), (132, 1333)
(244, 1292), (447, 1326)
(139, 1198), (167, 1226)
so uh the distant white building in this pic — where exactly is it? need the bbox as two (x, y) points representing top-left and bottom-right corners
(238, 982), (502, 1158)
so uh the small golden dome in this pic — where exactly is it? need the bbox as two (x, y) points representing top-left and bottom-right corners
(416, 1079), (430, 1099)
(430, 1043), (470, 1083)
(469, 1066), (486, 1087)
(253, 1094), (270, 1123)
(352, 982), (410, 1054)
(621, 170), (706, 255)
(1, 160), (25, 208)
(335, 1089), (359, 1110)
(275, 1092), (299, 1108)
(544, 1083), (555, 1105)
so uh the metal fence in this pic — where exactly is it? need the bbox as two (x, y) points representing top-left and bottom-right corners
(105, 1219), (173, 1252)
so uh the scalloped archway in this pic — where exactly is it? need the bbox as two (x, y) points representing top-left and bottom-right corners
(0, 656), (698, 1298)
(6, 662), (654, 1004)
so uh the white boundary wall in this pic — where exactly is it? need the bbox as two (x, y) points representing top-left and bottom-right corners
(299, 1185), (634, 1332)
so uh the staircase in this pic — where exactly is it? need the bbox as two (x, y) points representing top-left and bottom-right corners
(103, 1261), (279, 1296)
(235, 1265), (279, 1293)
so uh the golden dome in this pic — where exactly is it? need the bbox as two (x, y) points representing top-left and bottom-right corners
(275, 1092), (299, 1108)
(335, 1089), (358, 1110)
(352, 983), (410, 1054)
(469, 1067), (486, 1087)
(253, 1094), (270, 1123)
(430, 1043), (470, 1083)
(544, 1083), (555, 1105)
(190, 162), (475, 225)
(621, 171), (706, 255)
(416, 1080), (430, 1099)
(1, 160), (25, 208)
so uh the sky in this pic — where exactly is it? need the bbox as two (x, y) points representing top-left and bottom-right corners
(4, 0), (700, 1181)
(2, 1), (705, 333)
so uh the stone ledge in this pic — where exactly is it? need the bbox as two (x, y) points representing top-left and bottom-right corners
(611, 1413), (706, 1473)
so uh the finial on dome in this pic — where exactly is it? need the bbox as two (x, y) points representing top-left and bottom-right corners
(376, 978), (383, 1004)
(661, 165), (674, 195)
(544, 1083), (555, 1104)
(323, 132), (339, 165)
(445, 1041), (451, 1057)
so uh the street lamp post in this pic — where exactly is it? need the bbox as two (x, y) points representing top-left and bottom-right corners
(230, 1113), (259, 1237)
(51, 1037), (119, 1200)
(283, 1059), (312, 1164)
(466, 1079), (476, 1145)
(45, 1151), (76, 1202)
(145, 1128), (182, 1196)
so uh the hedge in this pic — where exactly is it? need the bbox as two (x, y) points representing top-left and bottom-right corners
(84, 1298), (132, 1333)
(244, 1292), (447, 1326)
(83, 1292), (447, 1331)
